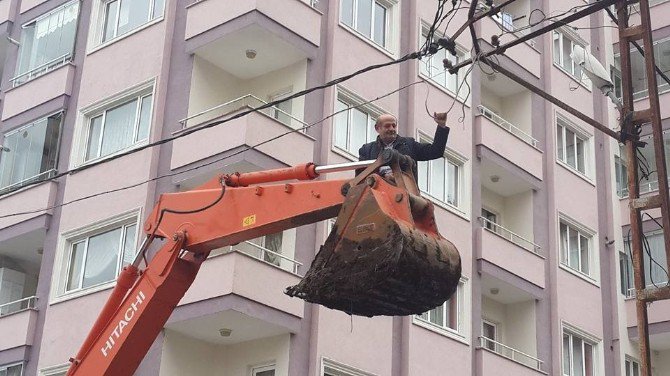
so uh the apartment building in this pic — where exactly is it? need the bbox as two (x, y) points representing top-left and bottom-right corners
(0, 0), (668, 375)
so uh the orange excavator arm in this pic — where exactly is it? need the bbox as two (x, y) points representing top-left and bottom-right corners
(65, 150), (461, 376)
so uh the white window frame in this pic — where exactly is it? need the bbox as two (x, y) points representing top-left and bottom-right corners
(268, 86), (294, 127)
(623, 229), (669, 289)
(416, 131), (468, 217)
(0, 362), (24, 376)
(561, 323), (600, 376)
(624, 356), (641, 376)
(418, 21), (468, 98)
(12, 1), (80, 87)
(40, 363), (69, 376)
(251, 364), (276, 376)
(559, 214), (598, 282)
(89, 0), (166, 50)
(552, 29), (592, 88)
(481, 207), (499, 232)
(481, 319), (499, 352)
(612, 36), (670, 101)
(339, 0), (398, 54)
(413, 278), (467, 341)
(322, 358), (377, 376)
(52, 210), (142, 302)
(332, 88), (384, 159)
(72, 80), (156, 168)
(556, 114), (593, 179)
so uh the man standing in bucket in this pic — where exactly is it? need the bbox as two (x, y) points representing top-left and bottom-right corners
(358, 112), (450, 181)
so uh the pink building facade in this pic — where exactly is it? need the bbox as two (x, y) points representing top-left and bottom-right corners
(0, 0), (667, 375)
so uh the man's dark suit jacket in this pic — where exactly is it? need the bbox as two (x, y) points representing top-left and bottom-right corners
(357, 126), (450, 181)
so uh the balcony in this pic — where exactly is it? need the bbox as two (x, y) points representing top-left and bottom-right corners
(479, 287), (543, 374)
(185, 0), (321, 47)
(625, 289), (670, 351)
(476, 76), (539, 166)
(161, 325), (291, 375)
(0, 302), (38, 352)
(477, 337), (545, 374)
(179, 250), (304, 318)
(3, 62), (75, 120)
(172, 94), (314, 169)
(211, 240), (302, 274)
(478, 170), (543, 286)
(476, 78), (542, 180)
(478, 0), (540, 78)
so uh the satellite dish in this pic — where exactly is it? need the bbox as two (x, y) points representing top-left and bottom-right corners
(571, 45), (622, 109)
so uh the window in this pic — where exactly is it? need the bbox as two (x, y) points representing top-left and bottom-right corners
(416, 280), (463, 334)
(419, 27), (465, 95)
(99, 0), (165, 44)
(481, 208), (498, 232)
(625, 357), (640, 376)
(0, 113), (62, 192)
(612, 37), (670, 101)
(268, 89), (293, 127)
(615, 132), (670, 197)
(556, 117), (589, 175)
(248, 232), (283, 266)
(619, 250), (634, 297)
(251, 365), (275, 376)
(333, 93), (378, 156)
(14, 1), (79, 86)
(552, 30), (590, 85)
(482, 320), (498, 351)
(83, 90), (153, 163)
(63, 220), (137, 295)
(492, 12), (514, 31)
(614, 153), (628, 198)
(340, 0), (393, 48)
(623, 229), (669, 290)
(559, 220), (593, 277)
(0, 363), (23, 376)
(417, 137), (464, 209)
(323, 359), (375, 376)
(562, 329), (596, 376)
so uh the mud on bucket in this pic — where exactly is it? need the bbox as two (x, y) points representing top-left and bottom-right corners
(285, 175), (461, 317)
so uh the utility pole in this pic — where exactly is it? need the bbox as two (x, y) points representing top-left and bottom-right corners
(616, 0), (670, 375)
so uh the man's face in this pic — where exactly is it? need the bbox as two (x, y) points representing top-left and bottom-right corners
(376, 115), (397, 145)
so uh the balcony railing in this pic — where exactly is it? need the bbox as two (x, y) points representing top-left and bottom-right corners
(10, 53), (72, 87)
(477, 105), (538, 148)
(212, 240), (302, 274)
(479, 216), (541, 254)
(479, 336), (543, 371)
(618, 178), (661, 198)
(0, 296), (37, 316)
(179, 94), (308, 131)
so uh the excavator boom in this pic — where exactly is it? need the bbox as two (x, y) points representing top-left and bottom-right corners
(66, 150), (461, 375)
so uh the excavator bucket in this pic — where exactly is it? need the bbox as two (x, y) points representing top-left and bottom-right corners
(286, 158), (461, 317)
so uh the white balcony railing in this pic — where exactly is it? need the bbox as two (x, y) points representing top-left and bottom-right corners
(618, 178), (662, 198)
(477, 105), (538, 148)
(10, 54), (72, 87)
(479, 336), (543, 371)
(479, 216), (541, 254)
(0, 296), (37, 316)
(212, 240), (302, 274)
(179, 94), (308, 131)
